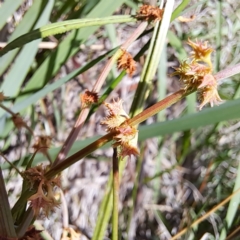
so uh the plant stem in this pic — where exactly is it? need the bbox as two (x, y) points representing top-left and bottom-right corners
(52, 22), (148, 167)
(45, 132), (115, 179)
(46, 63), (240, 178)
(0, 103), (16, 116)
(129, 89), (191, 126)
(112, 148), (119, 240)
(214, 62), (240, 81)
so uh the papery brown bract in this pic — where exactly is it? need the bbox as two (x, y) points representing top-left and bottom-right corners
(101, 99), (139, 158)
(32, 135), (52, 155)
(187, 39), (214, 68)
(117, 50), (136, 77)
(137, 5), (163, 22)
(80, 90), (98, 108)
(23, 165), (61, 217)
(12, 113), (27, 130)
(172, 39), (222, 109)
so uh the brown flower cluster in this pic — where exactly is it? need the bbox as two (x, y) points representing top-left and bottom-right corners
(12, 113), (27, 129)
(101, 99), (139, 158)
(172, 39), (222, 109)
(32, 135), (52, 155)
(23, 164), (61, 217)
(137, 5), (164, 22)
(80, 90), (98, 108)
(117, 50), (136, 77)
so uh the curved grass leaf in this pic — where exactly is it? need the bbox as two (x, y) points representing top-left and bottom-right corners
(0, 15), (136, 57)
(170, 0), (190, 21)
(1, 0), (54, 97)
(0, 0), (49, 75)
(0, 48), (116, 138)
(22, 0), (130, 93)
(0, 0), (23, 30)
(2, 98), (240, 169)
(0, 168), (17, 238)
(139, 98), (240, 139)
(12, 49), (115, 115)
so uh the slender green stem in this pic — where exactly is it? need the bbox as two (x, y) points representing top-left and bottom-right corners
(127, 143), (144, 236)
(112, 148), (119, 240)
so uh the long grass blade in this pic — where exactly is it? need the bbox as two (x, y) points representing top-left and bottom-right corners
(0, 16), (136, 57)
(0, 168), (17, 238)
(0, 0), (54, 97)
(0, 0), (23, 30)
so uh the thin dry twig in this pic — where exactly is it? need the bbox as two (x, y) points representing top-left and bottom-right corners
(171, 188), (240, 240)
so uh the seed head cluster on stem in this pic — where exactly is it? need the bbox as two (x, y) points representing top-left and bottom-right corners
(136, 4), (164, 22)
(117, 50), (136, 77)
(172, 39), (222, 109)
(101, 99), (139, 158)
(23, 164), (61, 216)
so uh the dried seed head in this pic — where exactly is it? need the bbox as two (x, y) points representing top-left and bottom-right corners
(197, 74), (223, 110)
(113, 124), (139, 158)
(101, 99), (129, 131)
(23, 165), (61, 217)
(117, 50), (136, 77)
(23, 164), (45, 188)
(12, 113), (27, 129)
(187, 39), (214, 68)
(137, 5), (164, 22)
(172, 39), (222, 109)
(80, 90), (98, 108)
(172, 61), (211, 90)
(101, 99), (139, 158)
(29, 180), (60, 217)
(32, 135), (52, 154)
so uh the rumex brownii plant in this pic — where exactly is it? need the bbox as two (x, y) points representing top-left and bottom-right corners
(0, 1), (240, 240)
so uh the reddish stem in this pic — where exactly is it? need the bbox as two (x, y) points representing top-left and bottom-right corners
(52, 22), (148, 167)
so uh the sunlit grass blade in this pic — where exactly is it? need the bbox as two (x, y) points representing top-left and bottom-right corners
(170, 0), (190, 21)
(0, 0), (50, 76)
(0, 15), (136, 57)
(0, 48), (115, 119)
(138, 98), (240, 139)
(0, 168), (17, 238)
(0, 0), (23, 30)
(21, 0), (128, 93)
(130, 0), (175, 116)
(0, 0), (54, 97)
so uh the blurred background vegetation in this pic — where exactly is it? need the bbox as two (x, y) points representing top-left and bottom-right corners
(0, 0), (240, 239)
